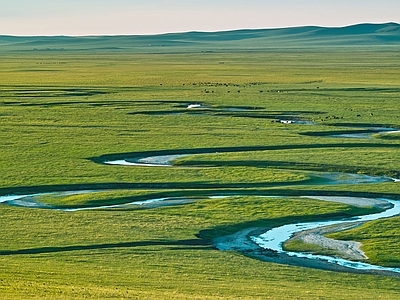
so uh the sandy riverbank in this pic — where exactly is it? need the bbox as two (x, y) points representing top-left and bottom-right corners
(213, 196), (400, 277)
(287, 222), (367, 260)
(213, 227), (400, 277)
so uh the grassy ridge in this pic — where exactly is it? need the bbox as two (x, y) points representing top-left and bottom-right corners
(1, 23), (399, 52)
(0, 44), (400, 299)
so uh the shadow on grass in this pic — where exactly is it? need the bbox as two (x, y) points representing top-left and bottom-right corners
(0, 99), (190, 107)
(197, 210), (372, 243)
(1, 185), (399, 210)
(175, 159), (400, 178)
(2, 145), (399, 207)
(328, 122), (398, 128)
(128, 109), (325, 121)
(300, 123), (399, 137)
(89, 144), (400, 178)
(0, 88), (108, 99)
(0, 178), (321, 199)
(90, 143), (400, 163)
(0, 210), (371, 256)
(0, 239), (212, 256)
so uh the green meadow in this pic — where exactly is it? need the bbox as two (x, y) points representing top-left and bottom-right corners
(1, 27), (400, 298)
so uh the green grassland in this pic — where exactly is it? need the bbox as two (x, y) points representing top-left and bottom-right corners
(1, 27), (400, 298)
(328, 217), (400, 267)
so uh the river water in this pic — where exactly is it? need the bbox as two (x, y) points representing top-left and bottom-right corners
(1, 142), (399, 274)
(252, 198), (400, 274)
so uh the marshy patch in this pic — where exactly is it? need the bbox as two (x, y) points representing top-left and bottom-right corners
(301, 123), (399, 139)
(0, 87), (109, 101)
(375, 131), (400, 140)
(129, 105), (324, 122)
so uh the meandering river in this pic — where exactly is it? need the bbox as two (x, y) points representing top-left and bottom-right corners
(1, 126), (399, 275)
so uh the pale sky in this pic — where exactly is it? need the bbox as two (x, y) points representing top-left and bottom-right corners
(1, 0), (399, 36)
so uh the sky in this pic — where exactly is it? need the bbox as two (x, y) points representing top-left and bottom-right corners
(1, 0), (399, 36)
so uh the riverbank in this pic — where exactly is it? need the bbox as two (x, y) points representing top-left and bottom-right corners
(213, 227), (400, 278)
(287, 222), (367, 261)
(213, 196), (400, 277)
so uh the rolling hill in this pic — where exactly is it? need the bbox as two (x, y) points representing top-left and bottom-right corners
(0, 22), (399, 53)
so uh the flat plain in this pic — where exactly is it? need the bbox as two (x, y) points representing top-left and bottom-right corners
(0, 24), (400, 299)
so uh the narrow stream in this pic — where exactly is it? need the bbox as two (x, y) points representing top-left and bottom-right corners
(0, 192), (192, 211)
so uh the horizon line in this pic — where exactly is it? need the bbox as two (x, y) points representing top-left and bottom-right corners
(1, 22), (399, 38)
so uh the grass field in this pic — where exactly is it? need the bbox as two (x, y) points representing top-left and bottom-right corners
(1, 31), (400, 299)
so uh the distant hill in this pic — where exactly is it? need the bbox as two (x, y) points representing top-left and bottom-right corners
(1, 23), (399, 53)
